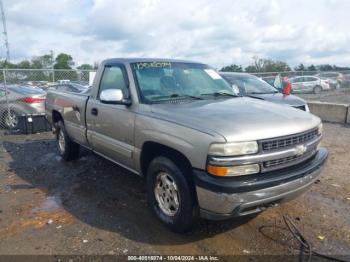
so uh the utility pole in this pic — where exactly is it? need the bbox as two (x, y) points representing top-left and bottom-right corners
(0, 0), (11, 129)
(0, 0), (10, 63)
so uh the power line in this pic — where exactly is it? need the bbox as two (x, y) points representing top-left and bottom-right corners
(0, 0), (10, 62)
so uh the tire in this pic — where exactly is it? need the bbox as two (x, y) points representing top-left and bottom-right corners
(55, 121), (80, 161)
(146, 156), (199, 233)
(2, 110), (19, 129)
(313, 86), (322, 94)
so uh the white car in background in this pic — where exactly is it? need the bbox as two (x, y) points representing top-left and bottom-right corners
(315, 72), (344, 89)
(289, 76), (330, 94)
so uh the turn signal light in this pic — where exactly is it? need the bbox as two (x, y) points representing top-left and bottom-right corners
(207, 164), (260, 177)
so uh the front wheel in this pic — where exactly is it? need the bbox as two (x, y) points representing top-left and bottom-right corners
(146, 156), (199, 233)
(56, 121), (80, 161)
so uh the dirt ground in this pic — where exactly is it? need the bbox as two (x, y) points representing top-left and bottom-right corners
(0, 123), (349, 258)
(298, 88), (350, 104)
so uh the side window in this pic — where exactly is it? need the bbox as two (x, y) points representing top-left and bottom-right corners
(99, 65), (129, 99)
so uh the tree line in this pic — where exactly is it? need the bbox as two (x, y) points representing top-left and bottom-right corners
(1, 53), (349, 73)
(220, 56), (350, 73)
(0, 53), (98, 70)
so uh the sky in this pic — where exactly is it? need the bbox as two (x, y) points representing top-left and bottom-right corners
(3, 0), (350, 68)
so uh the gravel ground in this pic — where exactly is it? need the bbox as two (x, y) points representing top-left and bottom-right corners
(297, 88), (350, 104)
(0, 123), (349, 259)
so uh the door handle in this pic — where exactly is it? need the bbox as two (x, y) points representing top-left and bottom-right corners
(91, 108), (98, 116)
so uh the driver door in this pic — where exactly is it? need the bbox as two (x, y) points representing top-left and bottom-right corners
(86, 64), (136, 169)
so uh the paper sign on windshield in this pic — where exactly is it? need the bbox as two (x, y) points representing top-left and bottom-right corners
(204, 69), (222, 80)
(134, 62), (172, 70)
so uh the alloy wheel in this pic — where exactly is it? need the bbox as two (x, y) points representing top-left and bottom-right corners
(154, 172), (180, 216)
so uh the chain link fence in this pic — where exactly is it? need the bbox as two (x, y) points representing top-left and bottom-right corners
(0, 69), (96, 131)
(250, 70), (350, 104)
(1, 68), (350, 131)
(252, 69), (350, 80)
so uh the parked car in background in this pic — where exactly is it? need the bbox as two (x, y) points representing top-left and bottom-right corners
(0, 85), (46, 129)
(46, 58), (327, 232)
(289, 76), (330, 94)
(343, 73), (350, 87)
(55, 79), (70, 85)
(220, 72), (309, 111)
(26, 81), (49, 88)
(50, 83), (90, 94)
(315, 72), (344, 89)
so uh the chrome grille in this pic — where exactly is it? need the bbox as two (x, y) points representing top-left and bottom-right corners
(261, 129), (318, 151)
(262, 149), (317, 172)
(264, 155), (300, 168)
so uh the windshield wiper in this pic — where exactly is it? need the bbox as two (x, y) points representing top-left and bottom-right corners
(151, 94), (203, 101)
(200, 92), (239, 98)
(169, 94), (203, 100)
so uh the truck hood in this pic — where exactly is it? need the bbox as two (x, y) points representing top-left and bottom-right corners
(150, 97), (320, 142)
(247, 93), (306, 107)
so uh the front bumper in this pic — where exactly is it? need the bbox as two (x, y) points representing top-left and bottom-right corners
(194, 148), (328, 220)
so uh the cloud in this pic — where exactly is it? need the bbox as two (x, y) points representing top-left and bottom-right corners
(2, 0), (350, 67)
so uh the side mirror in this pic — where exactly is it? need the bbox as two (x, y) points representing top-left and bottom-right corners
(100, 89), (131, 106)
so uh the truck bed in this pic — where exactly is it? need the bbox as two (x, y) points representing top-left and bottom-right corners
(45, 90), (90, 147)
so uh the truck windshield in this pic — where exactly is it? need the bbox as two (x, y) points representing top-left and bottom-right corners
(132, 62), (237, 103)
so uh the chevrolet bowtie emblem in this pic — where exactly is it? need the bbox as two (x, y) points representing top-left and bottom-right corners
(295, 144), (307, 156)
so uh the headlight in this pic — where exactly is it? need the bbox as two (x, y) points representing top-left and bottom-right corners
(207, 164), (260, 177)
(208, 141), (258, 156)
(318, 123), (323, 135)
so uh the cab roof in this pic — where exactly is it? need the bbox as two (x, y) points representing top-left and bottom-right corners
(101, 58), (204, 65)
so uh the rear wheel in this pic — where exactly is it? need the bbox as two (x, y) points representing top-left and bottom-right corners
(313, 86), (322, 94)
(2, 110), (19, 129)
(146, 156), (199, 233)
(55, 121), (80, 161)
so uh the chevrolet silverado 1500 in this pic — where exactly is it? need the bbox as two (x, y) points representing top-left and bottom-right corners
(45, 58), (328, 232)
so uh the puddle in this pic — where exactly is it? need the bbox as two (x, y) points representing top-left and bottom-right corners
(32, 195), (62, 213)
